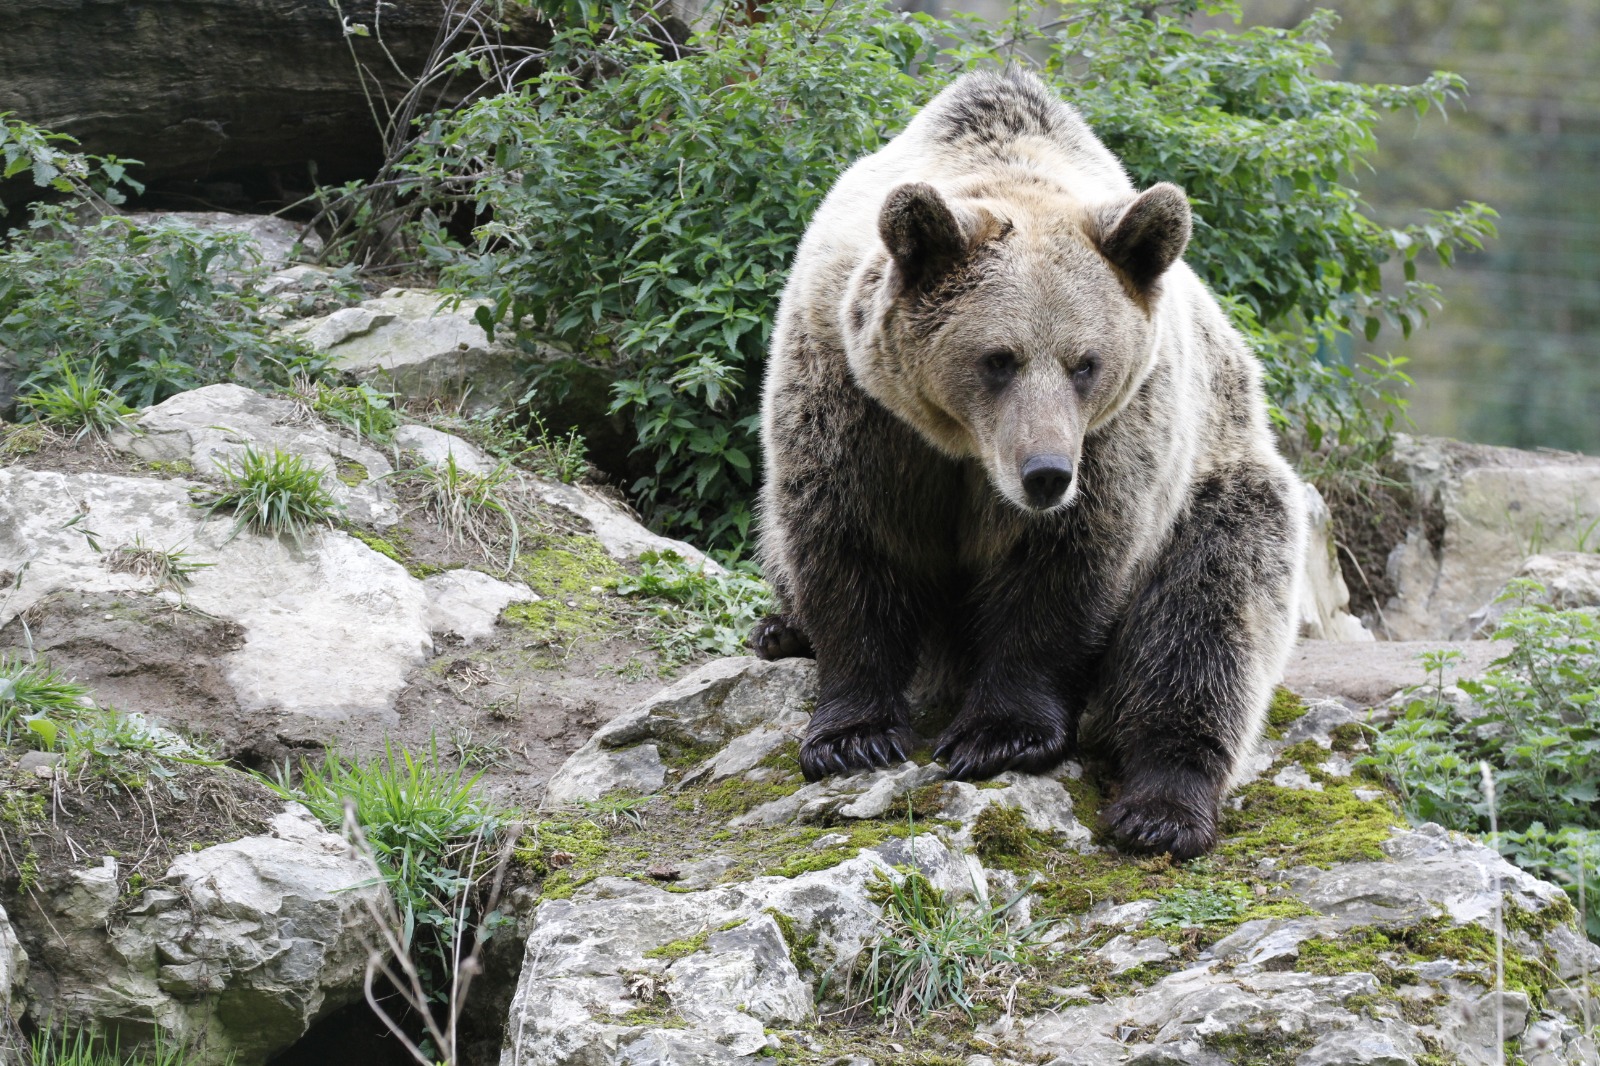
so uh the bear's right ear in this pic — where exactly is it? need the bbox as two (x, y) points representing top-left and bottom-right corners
(879, 182), (968, 289)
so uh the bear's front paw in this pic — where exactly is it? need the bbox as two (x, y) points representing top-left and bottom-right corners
(799, 723), (914, 781)
(934, 720), (1071, 781)
(1102, 788), (1219, 861)
(749, 614), (814, 661)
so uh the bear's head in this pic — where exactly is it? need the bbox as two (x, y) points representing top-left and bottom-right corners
(841, 178), (1191, 512)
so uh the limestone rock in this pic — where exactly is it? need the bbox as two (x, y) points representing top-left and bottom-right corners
(1283, 639), (1509, 707)
(0, 901), (25, 1051)
(10, 804), (382, 1065)
(1382, 435), (1600, 640)
(423, 569), (536, 644)
(545, 657), (816, 804)
(285, 290), (526, 415)
(1299, 482), (1373, 642)
(1469, 551), (1600, 636)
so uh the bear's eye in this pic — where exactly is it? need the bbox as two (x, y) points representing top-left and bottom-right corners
(980, 349), (1018, 387)
(1073, 352), (1100, 394)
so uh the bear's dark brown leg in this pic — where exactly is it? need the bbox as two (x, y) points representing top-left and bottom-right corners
(749, 614), (813, 660)
(933, 538), (1104, 780)
(1098, 463), (1299, 861)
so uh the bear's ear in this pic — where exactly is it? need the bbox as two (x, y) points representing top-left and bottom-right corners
(879, 182), (968, 289)
(1094, 182), (1191, 294)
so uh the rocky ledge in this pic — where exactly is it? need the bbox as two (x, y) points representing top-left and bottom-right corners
(497, 657), (1600, 1066)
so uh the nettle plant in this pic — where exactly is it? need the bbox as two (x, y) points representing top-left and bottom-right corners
(399, 0), (1491, 551)
(1366, 582), (1600, 936)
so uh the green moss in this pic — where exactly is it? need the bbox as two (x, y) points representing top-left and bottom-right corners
(1058, 771), (1104, 824)
(660, 739), (722, 772)
(617, 1006), (687, 1028)
(1327, 721), (1372, 753)
(644, 930), (711, 961)
(1297, 919), (1553, 1007)
(348, 527), (407, 565)
(144, 458), (196, 477)
(517, 819), (613, 878)
(1263, 686), (1309, 740)
(690, 778), (803, 817)
(972, 803), (1033, 860)
(907, 782), (955, 820)
(766, 908), (819, 975)
(0, 791), (45, 892)
(335, 458), (369, 486)
(765, 823), (904, 878)
(755, 741), (802, 774)
(1218, 773), (1401, 868)
(505, 535), (629, 646)
(1203, 1028), (1318, 1065)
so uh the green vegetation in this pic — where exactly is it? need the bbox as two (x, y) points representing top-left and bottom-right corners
(201, 446), (340, 546)
(307, 381), (400, 443)
(526, 412), (589, 485)
(104, 537), (212, 595)
(505, 535), (628, 648)
(334, 0), (1494, 549)
(2, 116), (319, 414)
(615, 550), (774, 664)
(25, 1027), (220, 1066)
(1147, 884), (1252, 928)
(398, 453), (521, 574)
(1364, 584), (1600, 936)
(270, 741), (504, 1003)
(0, 653), (89, 744)
(18, 359), (135, 441)
(853, 870), (1051, 1027)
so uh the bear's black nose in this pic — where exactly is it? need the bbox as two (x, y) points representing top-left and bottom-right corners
(1021, 454), (1074, 508)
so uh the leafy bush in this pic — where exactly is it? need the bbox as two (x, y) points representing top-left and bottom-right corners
(2, 115), (321, 414)
(202, 446), (340, 546)
(1364, 583), (1600, 936)
(271, 742), (504, 999)
(380, 0), (1491, 550)
(615, 550), (775, 664)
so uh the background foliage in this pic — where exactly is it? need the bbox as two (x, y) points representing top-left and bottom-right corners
(381, 0), (1495, 550)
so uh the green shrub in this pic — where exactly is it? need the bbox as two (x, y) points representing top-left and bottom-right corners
(614, 550), (774, 664)
(309, 381), (400, 443)
(2, 114), (321, 414)
(202, 446), (340, 546)
(387, 0), (1490, 549)
(1364, 582), (1600, 936)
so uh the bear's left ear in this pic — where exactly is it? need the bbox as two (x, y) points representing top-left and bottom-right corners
(879, 182), (970, 289)
(1094, 182), (1192, 294)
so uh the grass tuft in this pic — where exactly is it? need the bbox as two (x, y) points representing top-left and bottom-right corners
(202, 445), (339, 546)
(105, 536), (212, 594)
(19, 359), (135, 441)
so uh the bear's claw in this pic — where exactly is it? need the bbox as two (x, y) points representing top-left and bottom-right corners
(1102, 792), (1218, 861)
(749, 614), (814, 661)
(934, 722), (1070, 781)
(800, 725), (913, 781)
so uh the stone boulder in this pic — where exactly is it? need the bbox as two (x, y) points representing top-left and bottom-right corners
(0, 902), (24, 1057)
(1383, 435), (1600, 640)
(1298, 482), (1373, 642)
(503, 656), (1600, 1066)
(9, 804), (383, 1066)
(1469, 551), (1600, 636)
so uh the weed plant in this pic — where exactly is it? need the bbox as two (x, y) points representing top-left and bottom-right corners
(615, 550), (775, 664)
(1365, 580), (1600, 936)
(0, 654), (89, 744)
(105, 537), (212, 594)
(308, 381), (401, 443)
(25, 1026), (219, 1066)
(526, 412), (588, 485)
(202, 446), (340, 547)
(853, 870), (1051, 1028)
(1147, 884), (1252, 929)
(398, 453), (521, 573)
(18, 360), (135, 441)
(271, 742), (504, 1000)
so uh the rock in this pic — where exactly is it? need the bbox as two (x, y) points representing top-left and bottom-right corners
(1470, 552), (1600, 636)
(1283, 639), (1509, 707)
(1291, 823), (1568, 927)
(10, 804), (382, 1065)
(545, 657), (816, 804)
(286, 290), (529, 415)
(1093, 934), (1175, 975)
(125, 212), (321, 274)
(1299, 482), (1374, 642)
(0, 467), (430, 735)
(1382, 435), (1600, 640)
(1297, 1028), (1424, 1065)
(110, 383), (398, 528)
(0, 901), (25, 1043)
(394, 422), (719, 569)
(0, 0), (549, 192)
(423, 569), (536, 644)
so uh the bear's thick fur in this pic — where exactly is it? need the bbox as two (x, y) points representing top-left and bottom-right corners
(753, 69), (1307, 859)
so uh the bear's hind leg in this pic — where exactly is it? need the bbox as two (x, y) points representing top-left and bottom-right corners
(750, 614), (814, 660)
(1099, 463), (1301, 861)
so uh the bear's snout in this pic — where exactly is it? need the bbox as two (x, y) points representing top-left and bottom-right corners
(1020, 453), (1074, 508)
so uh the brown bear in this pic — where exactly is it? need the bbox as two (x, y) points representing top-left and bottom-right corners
(751, 69), (1307, 860)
